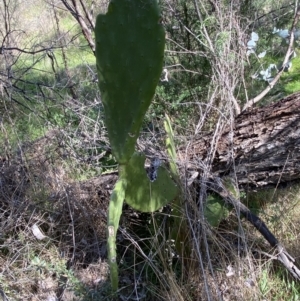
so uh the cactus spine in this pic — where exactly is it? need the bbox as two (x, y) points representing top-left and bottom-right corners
(95, 0), (178, 291)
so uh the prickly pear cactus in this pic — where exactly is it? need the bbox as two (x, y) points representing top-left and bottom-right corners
(107, 178), (126, 291)
(95, 0), (177, 291)
(95, 0), (165, 163)
(164, 114), (179, 176)
(121, 152), (178, 212)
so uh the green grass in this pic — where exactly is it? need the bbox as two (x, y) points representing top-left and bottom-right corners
(258, 266), (300, 301)
(282, 52), (300, 94)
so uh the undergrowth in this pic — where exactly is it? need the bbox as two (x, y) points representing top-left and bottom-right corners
(1, 0), (300, 300)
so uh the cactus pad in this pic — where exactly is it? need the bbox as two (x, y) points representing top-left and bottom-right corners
(95, 0), (165, 163)
(107, 178), (127, 290)
(120, 152), (178, 212)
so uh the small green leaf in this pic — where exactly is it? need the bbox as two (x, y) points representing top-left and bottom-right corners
(204, 194), (230, 227)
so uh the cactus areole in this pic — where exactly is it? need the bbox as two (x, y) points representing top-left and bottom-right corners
(95, 0), (165, 163)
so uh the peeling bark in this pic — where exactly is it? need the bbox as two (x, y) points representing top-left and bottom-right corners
(184, 92), (300, 189)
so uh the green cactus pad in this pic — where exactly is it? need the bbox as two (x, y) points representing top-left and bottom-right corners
(120, 152), (178, 212)
(164, 114), (179, 176)
(107, 178), (127, 290)
(204, 194), (230, 227)
(95, 0), (165, 163)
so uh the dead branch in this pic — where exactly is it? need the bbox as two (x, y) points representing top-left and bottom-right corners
(211, 176), (300, 280)
(60, 0), (95, 53)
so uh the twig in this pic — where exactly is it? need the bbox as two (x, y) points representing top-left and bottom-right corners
(0, 288), (9, 301)
(0, 46), (64, 55)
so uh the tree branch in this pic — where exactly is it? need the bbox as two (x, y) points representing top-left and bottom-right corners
(211, 176), (300, 280)
(0, 46), (64, 55)
(243, 4), (300, 111)
(61, 0), (95, 54)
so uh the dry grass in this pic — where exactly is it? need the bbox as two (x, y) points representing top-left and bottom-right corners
(0, 130), (112, 300)
(1, 127), (300, 300)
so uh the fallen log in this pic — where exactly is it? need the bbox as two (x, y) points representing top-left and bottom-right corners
(177, 92), (300, 280)
(184, 91), (300, 189)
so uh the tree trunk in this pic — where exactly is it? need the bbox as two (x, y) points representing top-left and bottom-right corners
(183, 92), (300, 189)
